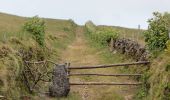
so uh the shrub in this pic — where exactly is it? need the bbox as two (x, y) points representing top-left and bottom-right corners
(85, 21), (118, 45)
(23, 16), (45, 46)
(144, 12), (170, 51)
(91, 28), (119, 45)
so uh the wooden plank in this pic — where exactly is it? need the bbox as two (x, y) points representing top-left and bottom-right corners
(69, 73), (142, 76)
(70, 82), (142, 85)
(69, 61), (150, 69)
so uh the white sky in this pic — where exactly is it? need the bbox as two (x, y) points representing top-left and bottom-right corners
(0, 0), (170, 29)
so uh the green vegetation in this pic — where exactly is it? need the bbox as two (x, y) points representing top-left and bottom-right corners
(147, 53), (170, 100)
(144, 12), (170, 52)
(85, 21), (119, 46)
(97, 25), (145, 46)
(92, 28), (118, 45)
(23, 16), (45, 46)
(135, 12), (170, 100)
(138, 12), (170, 99)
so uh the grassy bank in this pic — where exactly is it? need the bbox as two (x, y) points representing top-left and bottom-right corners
(0, 12), (77, 99)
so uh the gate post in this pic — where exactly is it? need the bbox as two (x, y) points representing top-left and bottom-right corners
(49, 64), (70, 97)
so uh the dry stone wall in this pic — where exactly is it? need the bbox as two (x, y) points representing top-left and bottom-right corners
(111, 38), (149, 61)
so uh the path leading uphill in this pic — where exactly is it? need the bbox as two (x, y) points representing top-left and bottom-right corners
(60, 27), (138, 100)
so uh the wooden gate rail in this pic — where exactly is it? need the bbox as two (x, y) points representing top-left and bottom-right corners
(70, 82), (142, 85)
(68, 61), (150, 69)
(69, 73), (142, 77)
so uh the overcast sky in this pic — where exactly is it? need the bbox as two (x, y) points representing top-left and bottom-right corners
(0, 0), (170, 29)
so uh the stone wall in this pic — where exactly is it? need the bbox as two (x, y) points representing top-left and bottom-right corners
(110, 38), (149, 61)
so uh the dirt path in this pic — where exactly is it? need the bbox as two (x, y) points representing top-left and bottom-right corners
(60, 27), (138, 100)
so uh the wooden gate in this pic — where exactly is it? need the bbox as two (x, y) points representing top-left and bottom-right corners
(66, 61), (150, 86)
(23, 60), (150, 93)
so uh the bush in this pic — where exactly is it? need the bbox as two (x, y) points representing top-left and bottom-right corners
(144, 12), (170, 51)
(91, 28), (118, 45)
(23, 16), (45, 46)
(85, 21), (118, 45)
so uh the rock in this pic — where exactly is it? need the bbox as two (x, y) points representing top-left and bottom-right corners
(139, 51), (148, 61)
(135, 47), (146, 61)
(49, 64), (70, 97)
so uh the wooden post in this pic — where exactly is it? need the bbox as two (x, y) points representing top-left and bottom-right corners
(66, 62), (70, 86)
(110, 38), (114, 52)
(65, 62), (70, 76)
(68, 62), (71, 75)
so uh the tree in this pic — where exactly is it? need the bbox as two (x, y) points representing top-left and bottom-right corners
(144, 12), (170, 51)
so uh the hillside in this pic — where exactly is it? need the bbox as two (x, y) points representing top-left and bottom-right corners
(0, 12), (169, 100)
(0, 12), (146, 100)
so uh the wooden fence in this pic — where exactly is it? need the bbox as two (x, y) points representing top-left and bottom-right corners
(67, 61), (150, 86)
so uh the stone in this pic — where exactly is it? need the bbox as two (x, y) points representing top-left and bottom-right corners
(112, 38), (148, 61)
(49, 64), (70, 97)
